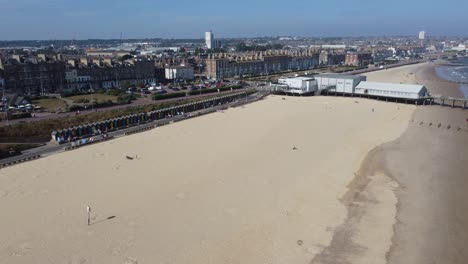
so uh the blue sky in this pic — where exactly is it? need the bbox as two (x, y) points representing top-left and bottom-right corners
(0, 0), (467, 40)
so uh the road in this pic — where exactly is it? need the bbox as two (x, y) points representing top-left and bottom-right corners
(0, 88), (250, 127)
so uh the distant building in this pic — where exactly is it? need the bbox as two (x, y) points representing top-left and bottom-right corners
(205, 31), (214, 49)
(321, 45), (346, 50)
(452, 44), (466, 52)
(372, 49), (394, 64)
(319, 51), (345, 65)
(65, 57), (156, 91)
(165, 65), (194, 80)
(419, 31), (426, 40)
(0, 74), (4, 91)
(85, 49), (131, 57)
(2, 55), (66, 95)
(345, 52), (372, 66)
(206, 50), (319, 79)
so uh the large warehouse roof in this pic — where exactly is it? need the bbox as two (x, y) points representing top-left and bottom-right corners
(356, 81), (426, 94)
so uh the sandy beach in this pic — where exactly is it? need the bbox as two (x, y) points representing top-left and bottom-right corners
(0, 63), (467, 264)
(0, 95), (414, 263)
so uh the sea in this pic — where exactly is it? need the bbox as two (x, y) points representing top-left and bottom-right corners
(435, 57), (468, 98)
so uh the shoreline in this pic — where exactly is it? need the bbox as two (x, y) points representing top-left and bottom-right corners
(333, 62), (468, 264)
(0, 62), (465, 263)
(418, 62), (465, 98)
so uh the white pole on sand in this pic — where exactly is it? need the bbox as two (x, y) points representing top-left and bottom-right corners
(87, 205), (91, 226)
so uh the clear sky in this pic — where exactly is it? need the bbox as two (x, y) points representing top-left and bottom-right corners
(0, 0), (467, 40)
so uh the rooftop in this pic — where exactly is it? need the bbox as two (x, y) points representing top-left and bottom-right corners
(356, 81), (426, 93)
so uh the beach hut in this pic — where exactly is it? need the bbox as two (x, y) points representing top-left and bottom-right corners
(51, 131), (59, 141)
(78, 126), (84, 137)
(63, 129), (70, 140)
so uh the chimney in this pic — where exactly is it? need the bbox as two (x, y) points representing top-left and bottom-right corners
(37, 54), (46, 61)
(90, 58), (99, 66)
(103, 58), (112, 65)
(12, 54), (21, 63)
(80, 58), (88, 65)
(67, 59), (76, 67)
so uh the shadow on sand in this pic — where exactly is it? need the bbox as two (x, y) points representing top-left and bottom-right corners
(91, 216), (117, 226)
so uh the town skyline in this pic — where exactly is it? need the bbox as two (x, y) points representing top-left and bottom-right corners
(1, 0), (467, 40)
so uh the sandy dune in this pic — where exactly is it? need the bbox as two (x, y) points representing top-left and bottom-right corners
(0, 94), (414, 264)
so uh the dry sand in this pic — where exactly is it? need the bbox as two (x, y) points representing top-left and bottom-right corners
(0, 92), (414, 263)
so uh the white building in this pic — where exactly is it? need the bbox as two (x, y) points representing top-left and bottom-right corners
(165, 65), (195, 80)
(276, 77), (318, 95)
(452, 44), (466, 52)
(314, 74), (367, 94)
(419, 31), (426, 40)
(355, 82), (428, 100)
(205, 31), (214, 49)
(321, 44), (346, 49)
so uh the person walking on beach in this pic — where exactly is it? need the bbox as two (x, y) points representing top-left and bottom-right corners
(87, 205), (91, 226)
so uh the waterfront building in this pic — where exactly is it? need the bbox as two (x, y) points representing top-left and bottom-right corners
(277, 77), (317, 95)
(355, 82), (428, 99)
(314, 74), (366, 94)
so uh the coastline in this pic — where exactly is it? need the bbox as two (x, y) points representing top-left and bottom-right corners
(0, 62), (465, 263)
(340, 63), (468, 264)
(417, 62), (465, 98)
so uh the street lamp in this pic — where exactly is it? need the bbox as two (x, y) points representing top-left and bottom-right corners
(1, 86), (8, 125)
(198, 63), (203, 96)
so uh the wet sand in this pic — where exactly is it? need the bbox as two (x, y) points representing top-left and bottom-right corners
(312, 63), (468, 264)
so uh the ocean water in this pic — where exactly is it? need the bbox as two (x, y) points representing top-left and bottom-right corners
(435, 57), (468, 98)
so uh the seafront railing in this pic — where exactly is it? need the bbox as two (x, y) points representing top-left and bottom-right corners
(51, 91), (253, 143)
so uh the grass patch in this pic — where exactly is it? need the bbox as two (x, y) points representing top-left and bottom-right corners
(32, 98), (68, 112)
(0, 93), (241, 143)
(67, 94), (118, 103)
(153, 92), (187, 100)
